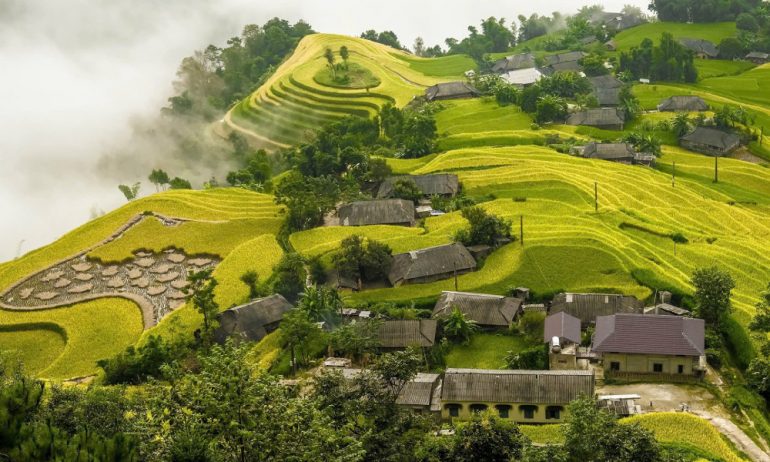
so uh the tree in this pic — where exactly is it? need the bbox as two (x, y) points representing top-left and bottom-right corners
(719, 38), (745, 60)
(280, 309), (321, 374)
(413, 37), (426, 56)
(580, 54), (609, 76)
(371, 348), (422, 398)
(672, 113), (692, 137)
(148, 169), (170, 192)
(274, 172), (341, 231)
(506, 345), (548, 369)
(118, 183), (140, 202)
(339, 45), (350, 69)
(186, 269), (219, 342)
(535, 95), (568, 123)
(454, 206), (512, 247)
(443, 307), (478, 343)
(324, 47), (336, 77)
(169, 177), (192, 189)
(392, 178), (422, 204)
(451, 415), (527, 462)
(623, 132), (662, 156)
(297, 286), (343, 322)
(271, 253), (307, 304)
(400, 113), (437, 157)
(360, 240), (392, 282)
(737, 13), (760, 32)
(239, 270), (260, 300)
(330, 320), (381, 361)
(749, 283), (770, 332)
(691, 266), (735, 329)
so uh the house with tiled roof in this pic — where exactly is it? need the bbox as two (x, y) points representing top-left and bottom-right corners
(432, 291), (523, 328)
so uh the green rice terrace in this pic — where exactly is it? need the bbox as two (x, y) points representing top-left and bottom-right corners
(4, 17), (770, 460)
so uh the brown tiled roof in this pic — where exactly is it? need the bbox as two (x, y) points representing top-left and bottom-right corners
(550, 293), (643, 325)
(593, 314), (705, 356)
(544, 312), (582, 344)
(441, 369), (595, 404)
(657, 96), (708, 112)
(377, 174), (459, 198)
(377, 319), (437, 348)
(432, 291), (522, 327)
(388, 243), (476, 285)
(337, 199), (415, 226)
(425, 82), (480, 101)
(213, 294), (293, 343)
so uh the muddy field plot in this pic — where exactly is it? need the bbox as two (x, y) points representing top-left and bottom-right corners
(1, 249), (218, 325)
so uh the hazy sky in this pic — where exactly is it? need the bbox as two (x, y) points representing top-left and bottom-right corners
(0, 0), (650, 262)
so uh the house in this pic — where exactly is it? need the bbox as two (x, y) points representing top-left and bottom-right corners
(501, 68), (544, 87)
(336, 368), (443, 414)
(580, 35), (598, 47)
(543, 51), (587, 74)
(213, 294), (293, 344)
(657, 96), (708, 112)
(388, 243), (477, 287)
(679, 127), (741, 156)
(544, 312), (582, 370)
(376, 174), (459, 199)
(605, 39), (617, 52)
(337, 199), (415, 227)
(746, 51), (770, 64)
(588, 75), (624, 107)
(644, 303), (691, 317)
(432, 291), (523, 328)
(581, 142), (636, 164)
(566, 108), (625, 130)
(440, 369), (595, 422)
(424, 82), (480, 101)
(592, 314), (706, 377)
(492, 53), (536, 73)
(550, 293), (643, 326)
(591, 12), (645, 31)
(679, 39), (719, 59)
(376, 319), (438, 349)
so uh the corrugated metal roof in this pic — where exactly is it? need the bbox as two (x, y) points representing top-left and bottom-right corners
(337, 199), (415, 226)
(501, 68), (543, 86)
(593, 313), (705, 356)
(396, 372), (441, 406)
(582, 142), (636, 161)
(544, 312), (582, 344)
(442, 369), (594, 404)
(432, 291), (522, 327)
(388, 243), (476, 285)
(377, 319), (437, 348)
(566, 108), (624, 127)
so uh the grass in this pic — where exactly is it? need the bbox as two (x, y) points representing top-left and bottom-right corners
(0, 323), (66, 376)
(0, 299), (143, 380)
(611, 22), (737, 52)
(445, 333), (533, 369)
(622, 413), (746, 462)
(435, 98), (533, 136)
(519, 424), (564, 445)
(391, 53), (477, 78)
(314, 61), (381, 89)
(695, 59), (756, 80)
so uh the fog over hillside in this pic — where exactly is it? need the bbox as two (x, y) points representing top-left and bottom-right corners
(0, 0), (648, 262)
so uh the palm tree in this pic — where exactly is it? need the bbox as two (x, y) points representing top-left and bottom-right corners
(443, 307), (478, 343)
(672, 113), (691, 138)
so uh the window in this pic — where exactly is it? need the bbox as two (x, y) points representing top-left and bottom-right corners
(520, 405), (538, 419)
(677, 365), (685, 374)
(470, 404), (488, 414)
(545, 406), (563, 420)
(445, 404), (461, 418)
(653, 363), (663, 373)
(495, 405), (511, 419)
(610, 361), (620, 371)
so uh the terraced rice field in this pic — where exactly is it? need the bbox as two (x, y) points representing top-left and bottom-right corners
(611, 22), (737, 52)
(226, 34), (449, 150)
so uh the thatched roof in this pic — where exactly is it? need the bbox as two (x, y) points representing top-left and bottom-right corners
(657, 96), (708, 112)
(680, 127), (741, 151)
(550, 293), (644, 325)
(432, 291), (523, 327)
(589, 75), (624, 106)
(213, 294), (293, 343)
(377, 319), (438, 348)
(376, 174), (459, 199)
(337, 199), (415, 226)
(566, 108), (624, 127)
(582, 142), (637, 161)
(544, 312), (582, 344)
(388, 243), (476, 285)
(593, 314), (705, 356)
(441, 368), (595, 404)
(679, 39), (718, 58)
(492, 53), (536, 73)
(425, 82), (480, 101)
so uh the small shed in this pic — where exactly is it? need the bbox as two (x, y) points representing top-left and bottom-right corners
(425, 82), (480, 101)
(657, 96), (708, 112)
(679, 127), (741, 156)
(337, 199), (415, 227)
(433, 291), (523, 328)
(605, 39), (617, 51)
(566, 108), (625, 130)
(644, 303), (691, 316)
(746, 52), (770, 64)
(388, 243), (477, 286)
(213, 294), (293, 344)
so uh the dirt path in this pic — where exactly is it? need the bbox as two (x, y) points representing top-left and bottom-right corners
(694, 411), (770, 462)
(220, 108), (290, 150)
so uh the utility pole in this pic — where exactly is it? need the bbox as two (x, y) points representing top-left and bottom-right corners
(672, 161), (676, 188)
(714, 156), (719, 183)
(520, 215), (524, 246)
(594, 181), (598, 212)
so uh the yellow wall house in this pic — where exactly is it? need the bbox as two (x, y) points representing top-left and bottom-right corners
(440, 369), (595, 423)
(592, 314), (706, 378)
